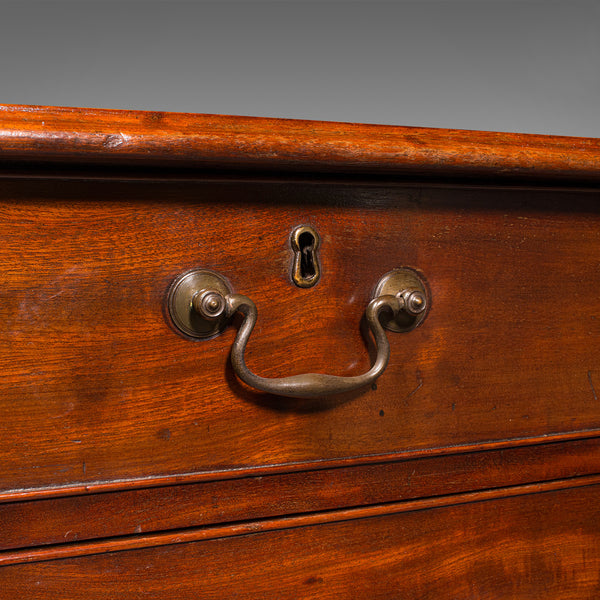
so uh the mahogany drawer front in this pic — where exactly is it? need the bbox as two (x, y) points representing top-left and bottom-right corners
(2, 482), (600, 598)
(2, 439), (600, 552)
(1, 178), (600, 496)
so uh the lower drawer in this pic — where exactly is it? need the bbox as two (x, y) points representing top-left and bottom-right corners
(3, 482), (599, 599)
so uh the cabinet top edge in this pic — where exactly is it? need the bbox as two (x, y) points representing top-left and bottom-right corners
(0, 103), (599, 183)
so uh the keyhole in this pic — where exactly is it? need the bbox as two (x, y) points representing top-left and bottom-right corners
(291, 225), (321, 288)
(299, 231), (316, 279)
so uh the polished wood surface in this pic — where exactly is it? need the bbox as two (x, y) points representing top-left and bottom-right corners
(0, 104), (599, 183)
(3, 475), (600, 568)
(0, 105), (598, 597)
(1, 438), (598, 551)
(0, 179), (599, 495)
(2, 483), (599, 598)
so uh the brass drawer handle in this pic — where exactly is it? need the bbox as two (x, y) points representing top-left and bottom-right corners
(168, 268), (428, 398)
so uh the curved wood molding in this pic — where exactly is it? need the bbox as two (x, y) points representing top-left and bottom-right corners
(0, 104), (599, 182)
(1, 437), (599, 553)
(1, 429), (599, 504)
(2, 475), (600, 567)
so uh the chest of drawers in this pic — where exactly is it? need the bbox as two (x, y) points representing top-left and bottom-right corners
(0, 104), (599, 598)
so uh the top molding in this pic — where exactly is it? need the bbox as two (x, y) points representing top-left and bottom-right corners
(0, 104), (599, 183)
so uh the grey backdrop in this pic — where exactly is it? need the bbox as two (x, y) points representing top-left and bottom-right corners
(1, 0), (598, 136)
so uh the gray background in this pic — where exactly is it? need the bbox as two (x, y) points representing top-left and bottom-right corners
(0, 0), (598, 136)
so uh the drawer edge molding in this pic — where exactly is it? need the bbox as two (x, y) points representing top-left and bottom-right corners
(2, 473), (600, 568)
(2, 428), (600, 503)
(1, 436), (599, 552)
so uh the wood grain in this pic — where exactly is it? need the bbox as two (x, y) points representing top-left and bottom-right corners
(1, 437), (599, 551)
(3, 474), (600, 568)
(0, 104), (599, 183)
(2, 482), (599, 598)
(1, 178), (600, 496)
(1, 105), (600, 598)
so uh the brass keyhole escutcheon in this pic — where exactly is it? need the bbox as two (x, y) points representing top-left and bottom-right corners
(291, 225), (321, 288)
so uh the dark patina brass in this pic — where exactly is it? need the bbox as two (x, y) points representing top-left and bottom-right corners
(372, 268), (429, 332)
(291, 225), (321, 288)
(167, 269), (233, 339)
(167, 267), (429, 398)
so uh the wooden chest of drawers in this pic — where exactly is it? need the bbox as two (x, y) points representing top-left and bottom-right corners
(0, 104), (599, 598)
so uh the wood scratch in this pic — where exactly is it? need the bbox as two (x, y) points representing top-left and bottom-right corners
(588, 370), (598, 402)
(45, 290), (64, 301)
(404, 369), (424, 404)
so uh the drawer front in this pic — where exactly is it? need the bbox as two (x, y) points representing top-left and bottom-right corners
(2, 483), (599, 598)
(1, 178), (600, 494)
